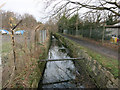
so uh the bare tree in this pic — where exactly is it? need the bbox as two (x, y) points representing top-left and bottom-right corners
(45, 18), (58, 32)
(45, 0), (120, 18)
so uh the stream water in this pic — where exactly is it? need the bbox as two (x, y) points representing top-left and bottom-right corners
(41, 36), (96, 88)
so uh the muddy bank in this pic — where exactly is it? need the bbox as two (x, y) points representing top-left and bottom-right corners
(54, 33), (118, 88)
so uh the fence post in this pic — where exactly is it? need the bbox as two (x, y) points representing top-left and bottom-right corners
(11, 29), (17, 70)
(43, 30), (45, 42)
(10, 19), (22, 70)
(45, 30), (46, 40)
(34, 25), (41, 50)
(41, 30), (43, 43)
(0, 11), (2, 89)
(102, 24), (105, 44)
(9, 17), (17, 70)
(40, 30), (41, 43)
(90, 27), (92, 38)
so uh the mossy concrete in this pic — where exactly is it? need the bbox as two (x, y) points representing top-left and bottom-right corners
(54, 33), (118, 88)
(31, 32), (51, 88)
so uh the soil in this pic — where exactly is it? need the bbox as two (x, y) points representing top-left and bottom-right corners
(61, 34), (118, 60)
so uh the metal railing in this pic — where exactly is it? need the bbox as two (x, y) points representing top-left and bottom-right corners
(39, 57), (85, 62)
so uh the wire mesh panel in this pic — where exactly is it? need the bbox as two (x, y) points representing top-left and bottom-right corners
(2, 30), (34, 87)
(41, 30), (43, 43)
(39, 30), (41, 43)
(39, 30), (47, 43)
(40, 30), (43, 43)
(43, 30), (44, 43)
(1, 27), (48, 87)
(45, 30), (46, 40)
(75, 30), (80, 36)
(43, 30), (47, 42)
(43, 30), (45, 42)
(2, 35), (13, 87)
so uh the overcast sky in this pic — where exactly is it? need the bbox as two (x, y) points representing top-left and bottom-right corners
(0, 0), (90, 23)
(1, 0), (49, 23)
(1, 0), (117, 23)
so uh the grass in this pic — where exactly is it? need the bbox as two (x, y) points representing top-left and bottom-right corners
(68, 37), (118, 78)
(84, 47), (118, 78)
(1, 42), (12, 53)
(57, 33), (118, 78)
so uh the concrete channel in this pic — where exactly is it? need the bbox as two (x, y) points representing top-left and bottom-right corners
(38, 35), (96, 88)
(53, 33), (118, 88)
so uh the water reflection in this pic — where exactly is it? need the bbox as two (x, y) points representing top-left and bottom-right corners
(42, 36), (77, 88)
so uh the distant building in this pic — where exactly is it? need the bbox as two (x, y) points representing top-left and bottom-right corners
(106, 22), (120, 37)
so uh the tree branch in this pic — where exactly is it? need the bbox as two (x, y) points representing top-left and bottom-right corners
(66, 0), (120, 16)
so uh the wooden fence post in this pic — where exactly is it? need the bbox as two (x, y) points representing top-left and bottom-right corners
(34, 25), (41, 50)
(11, 29), (17, 70)
(10, 19), (22, 70)
(9, 17), (17, 70)
(0, 11), (2, 89)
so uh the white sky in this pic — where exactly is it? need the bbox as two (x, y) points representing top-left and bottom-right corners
(1, 0), (118, 23)
(1, 0), (48, 23)
(0, 0), (90, 23)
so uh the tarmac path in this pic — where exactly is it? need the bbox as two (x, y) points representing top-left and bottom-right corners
(62, 34), (118, 60)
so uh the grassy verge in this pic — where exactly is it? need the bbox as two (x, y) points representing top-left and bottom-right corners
(64, 34), (118, 51)
(84, 47), (118, 78)
(69, 37), (118, 78)
(56, 33), (118, 78)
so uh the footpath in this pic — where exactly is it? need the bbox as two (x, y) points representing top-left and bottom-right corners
(62, 34), (118, 60)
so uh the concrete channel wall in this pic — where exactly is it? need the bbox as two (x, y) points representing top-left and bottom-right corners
(54, 33), (118, 88)
(31, 32), (51, 88)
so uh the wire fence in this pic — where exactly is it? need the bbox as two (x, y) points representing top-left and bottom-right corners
(63, 27), (112, 41)
(1, 29), (47, 88)
(40, 30), (47, 43)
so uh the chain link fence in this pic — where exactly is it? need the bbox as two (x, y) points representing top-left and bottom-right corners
(1, 29), (47, 88)
(63, 27), (111, 41)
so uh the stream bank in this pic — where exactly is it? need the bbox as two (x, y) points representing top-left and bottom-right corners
(5, 32), (51, 88)
(38, 35), (96, 88)
(54, 33), (118, 88)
